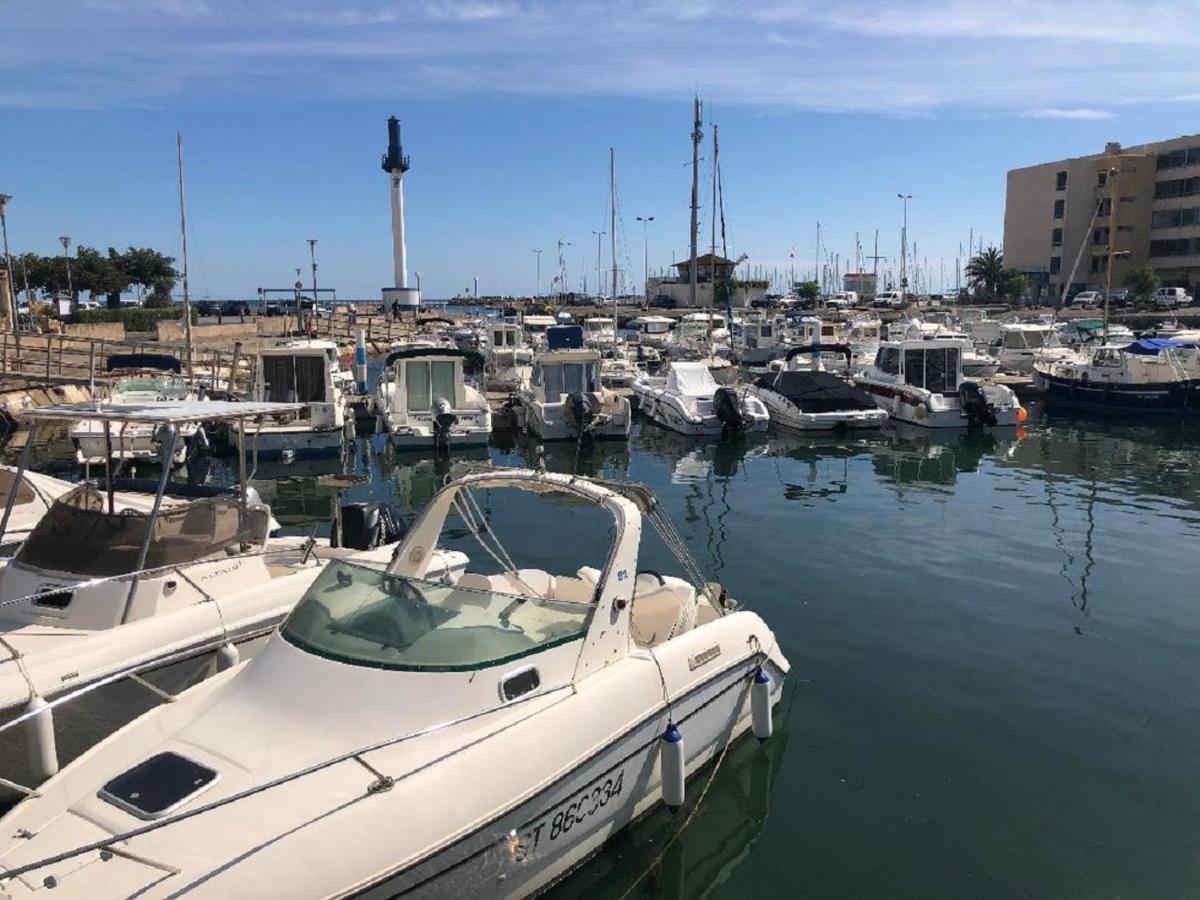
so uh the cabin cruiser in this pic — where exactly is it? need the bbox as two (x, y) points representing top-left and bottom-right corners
(855, 338), (1025, 428)
(231, 342), (350, 460)
(1033, 338), (1200, 410)
(633, 362), (769, 436)
(628, 315), (675, 350)
(844, 315), (883, 369)
(375, 348), (492, 453)
(518, 347), (631, 441)
(521, 314), (559, 350)
(0, 467), (788, 899)
(581, 316), (617, 350)
(483, 322), (533, 392)
(889, 319), (1001, 378)
(70, 354), (202, 466)
(599, 352), (647, 389)
(748, 346), (888, 432)
(734, 317), (785, 368)
(0, 402), (468, 795)
(959, 307), (1004, 347)
(996, 323), (1070, 374)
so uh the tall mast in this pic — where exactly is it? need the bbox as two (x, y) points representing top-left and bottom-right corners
(610, 147), (618, 352)
(689, 97), (702, 310)
(710, 121), (718, 341)
(176, 132), (193, 382)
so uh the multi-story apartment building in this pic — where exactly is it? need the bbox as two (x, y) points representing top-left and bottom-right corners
(1003, 135), (1200, 303)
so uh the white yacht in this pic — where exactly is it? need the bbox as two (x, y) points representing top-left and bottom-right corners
(889, 319), (1001, 378)
(0, 402), (468, 793)
(70, 354), (201, 466)
(1033, 337), (1200, 410)
(633, 361), (769, 436)
(0, 467), (788, 899)
(581, 316), (617, 349)
(996, 323), (1070, 374)
(748, 347), (888, 432)
(483, 321), (533, 392)
(734, 316), (785, 368)
(518, 348), (631, 441)
(628, 315), (675, 350)
(375, 348), (492, 453)
(232, 342), (349, 460)
(855, 338), (1025, 428)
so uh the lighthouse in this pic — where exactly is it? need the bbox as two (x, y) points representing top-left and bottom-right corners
(381, 116), (421, 310)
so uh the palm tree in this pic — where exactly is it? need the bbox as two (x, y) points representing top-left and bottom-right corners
(965, 247), (1004, 297)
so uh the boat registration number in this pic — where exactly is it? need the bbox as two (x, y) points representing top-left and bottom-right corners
(511, 769), (625, 861)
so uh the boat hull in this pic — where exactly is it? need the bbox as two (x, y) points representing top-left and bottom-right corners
(855, 380), (1021, 428)
(749, 387), (888, 432)
(241, 426), (345, 460)
(1034, 371), (1200, 410)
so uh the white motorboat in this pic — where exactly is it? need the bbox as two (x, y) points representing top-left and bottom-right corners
(627, 315), (675, 350)
(581, 316), (617, 349)
(0, 401), (468, 794)
(996, 323), (1071, 374)
(748, 346), (889, 432)
(518, 347), (631, 441)
(599, 353), (647, 389)
(375, 348), (492, 453)
(483, 322), (534, 392)
(633, 361), (769, 436)
(734, 316), (785, 368)
(1033, 337), (1200, 410)
(889, 319), (1001, 378)
(854, 338), (1026, 428)
(70, 354), (202, 466)
(0, 467), (789, 899)
(232, 342), (350, 460)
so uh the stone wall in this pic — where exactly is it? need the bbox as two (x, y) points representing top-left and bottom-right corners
(63, 322), (127, 340)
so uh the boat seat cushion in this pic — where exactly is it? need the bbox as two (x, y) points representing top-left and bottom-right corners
(631, 576), (698, 646)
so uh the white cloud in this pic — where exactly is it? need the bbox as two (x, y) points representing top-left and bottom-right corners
(3, 0), (1198, 117)
(1024, 108), (1116, 120)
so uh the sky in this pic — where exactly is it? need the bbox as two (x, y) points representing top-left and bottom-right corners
(2, 0), (1199, 300)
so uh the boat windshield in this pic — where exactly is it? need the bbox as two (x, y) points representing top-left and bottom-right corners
(282, 562), (591, 671)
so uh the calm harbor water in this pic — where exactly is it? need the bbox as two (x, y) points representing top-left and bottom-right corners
(5, 403), (1200, 897)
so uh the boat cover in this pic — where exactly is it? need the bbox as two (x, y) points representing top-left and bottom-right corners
(547, 325), (584, 350)
(1124, 338), (1198, 355)
(105, 353), (182, 374)
(665, 362), (719, 398)
(755, 371), (877, 412)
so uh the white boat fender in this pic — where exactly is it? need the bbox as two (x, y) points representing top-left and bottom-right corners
(215, 642), (240, 672)
(24, 694), (59, 782)
(660, 723), (685, 811)
(751, 668), (773, 741)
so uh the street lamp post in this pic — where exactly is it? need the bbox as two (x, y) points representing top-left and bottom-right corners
(0, 194), (18, 347)
(897, 193), (912, 298)
(533, 249), (542, 299)
(59, 235), (73, 309)
(636, 216), (654, 305)
(591, 230), (605, 301)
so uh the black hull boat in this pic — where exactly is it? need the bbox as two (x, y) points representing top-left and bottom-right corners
(1034, 371), (1200, 411)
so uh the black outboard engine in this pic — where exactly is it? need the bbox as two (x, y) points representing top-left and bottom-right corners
(432, 397), (458, 459)
(563, 391), (595, 437)
(958, 381), (997, 427)
(713, 387), (746, 434)
(334, 502), (408, 550)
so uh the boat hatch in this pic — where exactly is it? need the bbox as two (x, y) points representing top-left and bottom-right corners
(283, 562), (591, 672)
(99, 752), (219, 820)
(500, 666), (541, 701)
(904, 347), (960, 393)
(262, 355), (327, 403)
(16, 485), (268, 578)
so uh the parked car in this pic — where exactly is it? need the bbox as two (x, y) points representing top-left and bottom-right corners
(262, 300), (283, 316)
(1153, 287), (1192, 309)
(1069, 290), (1103, 309)
(194, 300), (220, 316)
(823, 294), (851, 310)
(648, 294), (678, 309)
(220, 300), (252, 316)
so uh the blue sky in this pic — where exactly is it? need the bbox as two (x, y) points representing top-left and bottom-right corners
(3, 0), (1198, 299)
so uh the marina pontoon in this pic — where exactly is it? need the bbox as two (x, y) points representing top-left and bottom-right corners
(0, 467), (788, 899)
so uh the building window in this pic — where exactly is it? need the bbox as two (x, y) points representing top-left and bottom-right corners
(1049, 256), (1062, 275)
(1156, 146), (1200, 170)
(1053, 199), (1065, 219)
(1090, 254), (1108, 273)
(1152, 207), (1200, 228)
(1119, 195), (1136, 203)
(1051, 228), (1063, 247)
(1149, 237), (1200, 257)
(1155, 176), (1200, 199)
(1056, 171), (1068, 190)
(1097, 171), (1108, 186)
(1092, 227), (1110, 246)
(1096, 197), (1112, 217)
(1117, 224), (1134, 232)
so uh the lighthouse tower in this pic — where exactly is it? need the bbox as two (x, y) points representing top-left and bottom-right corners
(381, 116), (421, 309)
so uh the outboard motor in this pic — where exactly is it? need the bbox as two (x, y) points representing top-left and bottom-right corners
(958, 381), (997, 427)
(713, 387), (746, 434)
(563, 391), (595, 437)
(432, 397), (458, 459)
(334, 502), (408, 550)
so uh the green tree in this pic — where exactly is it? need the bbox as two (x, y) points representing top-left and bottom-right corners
(121, 247), (178, 305)
(73, 246), (130, 306)
(794, 280), (819, 301)
(1124, 264), (1160, 307)
(965, 247), (1005, 298)
(997, 267), (1027, 302)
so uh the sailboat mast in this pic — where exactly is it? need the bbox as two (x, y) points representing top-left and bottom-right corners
(689, 97), (701, 310)
(176, 132), (194, 382)
(610, 147), (618, 351)
(710, 121), (718, 341)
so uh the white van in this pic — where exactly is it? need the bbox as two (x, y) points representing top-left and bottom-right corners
(1154, 287), (1192, 309)
(873, 290), (906, 309)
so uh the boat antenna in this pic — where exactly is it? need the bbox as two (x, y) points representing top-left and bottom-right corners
(176, 132), (194, 384)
